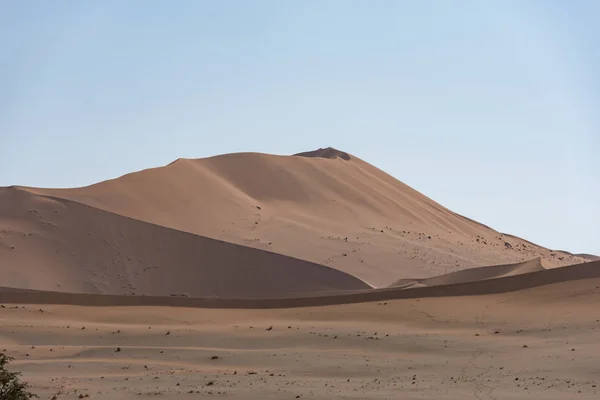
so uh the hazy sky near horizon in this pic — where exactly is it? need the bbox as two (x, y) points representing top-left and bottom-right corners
(1, 1), (598, 255)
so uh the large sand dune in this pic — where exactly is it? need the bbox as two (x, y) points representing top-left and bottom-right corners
(1, 148), (587, 297)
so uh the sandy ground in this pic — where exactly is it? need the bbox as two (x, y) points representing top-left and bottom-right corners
(3, 275), (600, 399)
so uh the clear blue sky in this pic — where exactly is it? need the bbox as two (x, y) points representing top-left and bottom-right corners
(1, 0), (598, 255)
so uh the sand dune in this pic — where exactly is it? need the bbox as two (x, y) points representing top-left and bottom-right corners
(0, 187), (369, 297)
(3, 148), (585, 296)
(389, 258), (546, 288)
(1, 147), (597, 399)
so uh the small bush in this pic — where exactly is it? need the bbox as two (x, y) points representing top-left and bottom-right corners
(0, 353), (38, 399)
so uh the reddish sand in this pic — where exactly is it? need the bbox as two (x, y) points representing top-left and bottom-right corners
(1, 147), (598, 399)
(2, 268), (600, 399)
(0, 148), (587, 297)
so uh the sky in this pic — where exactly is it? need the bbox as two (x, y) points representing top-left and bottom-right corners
(1, 0), (598, 255)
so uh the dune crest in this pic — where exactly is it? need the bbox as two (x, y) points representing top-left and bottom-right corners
(294, 147), (352, 160)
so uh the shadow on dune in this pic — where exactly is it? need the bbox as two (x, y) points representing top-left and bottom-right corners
(0, 187), (370, 298)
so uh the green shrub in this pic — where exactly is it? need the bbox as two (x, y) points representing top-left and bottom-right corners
(0, 353), (38, 399)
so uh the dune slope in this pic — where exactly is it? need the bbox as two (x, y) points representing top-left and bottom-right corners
(389, 258), (546, 288)
(0, 187), (369, 297)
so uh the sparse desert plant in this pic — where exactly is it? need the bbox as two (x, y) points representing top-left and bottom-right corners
(0, 353), (38, 399)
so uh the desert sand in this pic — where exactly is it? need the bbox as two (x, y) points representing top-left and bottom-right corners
(2, 269), (600, 399)
(1, 148), (598, 398)
(0, 148), (587, 296)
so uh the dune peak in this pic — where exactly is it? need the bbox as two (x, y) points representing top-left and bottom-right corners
(294, 147), (351, 161)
